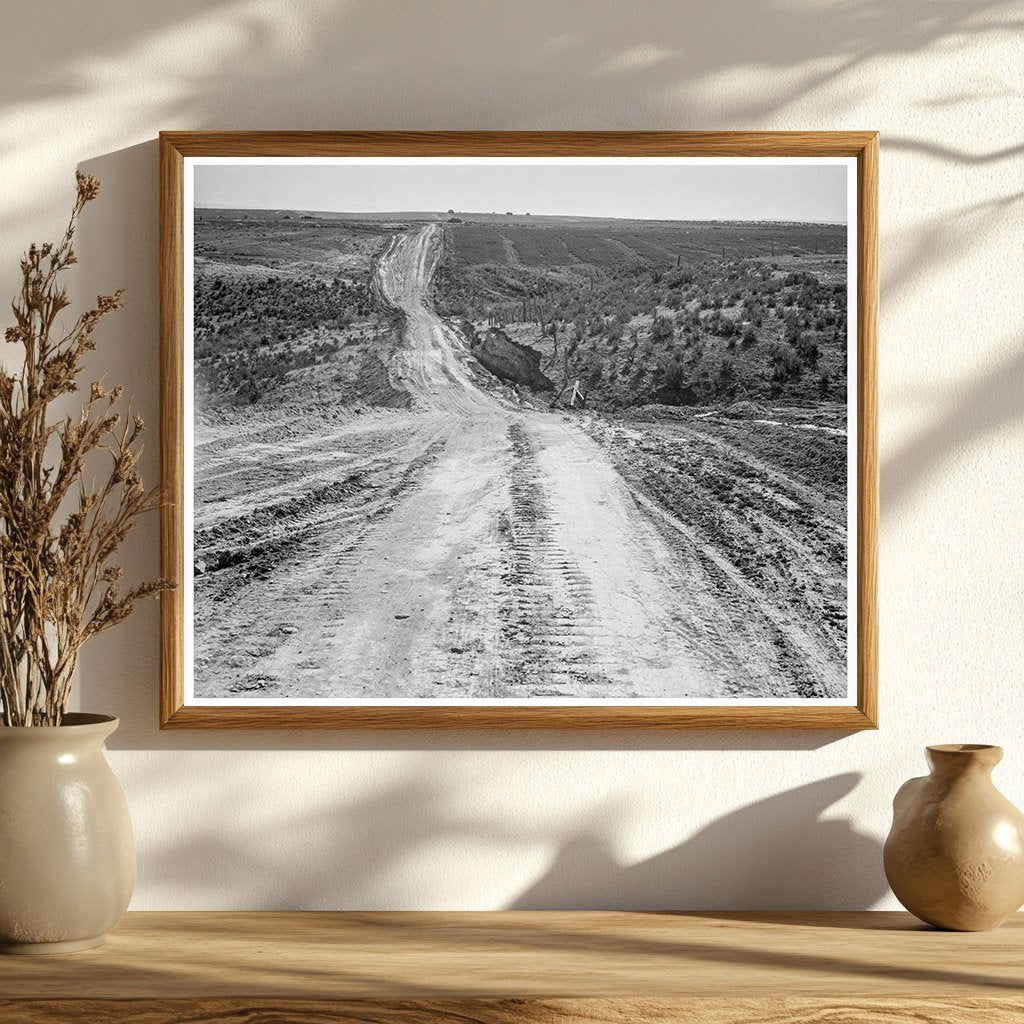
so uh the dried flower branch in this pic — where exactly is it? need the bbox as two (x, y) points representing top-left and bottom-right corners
(0, 173), (172, 726)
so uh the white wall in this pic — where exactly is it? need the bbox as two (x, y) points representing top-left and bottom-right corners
(2, 0), (1021, 910)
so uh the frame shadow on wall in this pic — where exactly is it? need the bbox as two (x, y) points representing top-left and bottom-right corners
(74, 126), (1024, 755)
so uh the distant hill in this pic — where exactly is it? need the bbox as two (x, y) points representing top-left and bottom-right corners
(195, 207), (844, 232)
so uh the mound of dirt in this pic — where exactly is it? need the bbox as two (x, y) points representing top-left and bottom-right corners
(723, 400), (769, 419)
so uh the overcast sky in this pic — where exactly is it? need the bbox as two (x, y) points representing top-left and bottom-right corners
(192, 160), (849, 223)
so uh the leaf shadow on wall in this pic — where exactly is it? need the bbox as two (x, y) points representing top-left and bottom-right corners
(2, 0), (1015, 140)
(882, 337), (1024, 511)
(882, 192), (1023, 315)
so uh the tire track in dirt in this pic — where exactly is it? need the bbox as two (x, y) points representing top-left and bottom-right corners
(581, 416), (847, 698)
(193, 435), (449, 696)
(628, 487), (835, 698)
(681, 418), (846, 530)
(497, 422), (613, 696)
(194, 419), (448, 563)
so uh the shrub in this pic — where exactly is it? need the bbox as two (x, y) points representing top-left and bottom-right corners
(650, 314), (674, 341)
(768, 342), (802, 384)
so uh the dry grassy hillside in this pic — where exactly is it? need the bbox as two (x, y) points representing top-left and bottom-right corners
(192, 211), (409, 412)
(433, 218), (848, 410)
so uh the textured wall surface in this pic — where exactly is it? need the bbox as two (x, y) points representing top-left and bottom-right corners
(1, 0), (1021, 910)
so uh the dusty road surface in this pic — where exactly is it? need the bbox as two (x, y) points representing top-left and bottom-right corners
(193, 223), (845, 700)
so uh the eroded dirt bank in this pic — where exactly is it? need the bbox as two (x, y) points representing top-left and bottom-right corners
(193, 224), (846, 700)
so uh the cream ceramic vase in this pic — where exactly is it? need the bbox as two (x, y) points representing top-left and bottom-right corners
(0, 714), (135, 953)
(884, 744), (1024, 931)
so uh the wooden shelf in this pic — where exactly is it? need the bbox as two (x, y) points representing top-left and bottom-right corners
(0, 911), (1021, 1022)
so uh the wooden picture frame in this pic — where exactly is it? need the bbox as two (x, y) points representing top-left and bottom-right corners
(160, 131), (877, 730)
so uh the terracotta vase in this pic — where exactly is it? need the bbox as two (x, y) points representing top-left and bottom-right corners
(884, 744), (1024, 931)
(0, 714), (135, 953)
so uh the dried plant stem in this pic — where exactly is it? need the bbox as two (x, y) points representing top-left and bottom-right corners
(0, 174), (172, 726)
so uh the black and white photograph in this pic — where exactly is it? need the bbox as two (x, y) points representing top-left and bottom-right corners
(183, 155), (857, 707)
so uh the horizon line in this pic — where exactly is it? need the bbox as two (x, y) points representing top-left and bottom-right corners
(192, 204), (847, 226)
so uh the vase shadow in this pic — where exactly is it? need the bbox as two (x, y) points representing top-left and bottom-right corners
(512, 773), (888, 911)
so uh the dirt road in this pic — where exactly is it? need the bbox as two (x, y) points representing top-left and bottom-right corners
(193, 224), (843, 700)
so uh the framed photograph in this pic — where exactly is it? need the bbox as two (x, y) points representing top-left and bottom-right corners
(159, 131), (877, 729)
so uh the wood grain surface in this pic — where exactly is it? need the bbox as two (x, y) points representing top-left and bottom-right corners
(3, 997), (1023, 1024)
(1, 911), (1020, 998)
(159, 131), (879, 731)
(159, 133), (185, 731)
(0, 912), (1020, 1023)
(160, 130), (879, 158)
